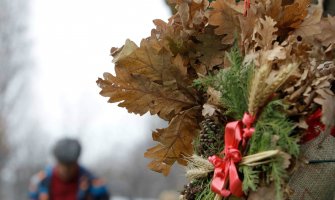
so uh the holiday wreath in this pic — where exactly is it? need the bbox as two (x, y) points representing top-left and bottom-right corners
(97, 0), (335, 199)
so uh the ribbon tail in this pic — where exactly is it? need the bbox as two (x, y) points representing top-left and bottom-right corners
(212, 183), (231, 198)
(211, 166), (232, 198)
(210, 167), (228, 196)
(228, 161), (243, 197)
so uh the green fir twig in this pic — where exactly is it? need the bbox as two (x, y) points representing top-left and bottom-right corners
(193, 44), (253, 119)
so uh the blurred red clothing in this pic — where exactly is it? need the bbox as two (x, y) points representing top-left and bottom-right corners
(50, 168), (79, 200)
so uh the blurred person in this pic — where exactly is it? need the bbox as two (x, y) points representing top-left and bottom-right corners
(28, 138), (110, 200)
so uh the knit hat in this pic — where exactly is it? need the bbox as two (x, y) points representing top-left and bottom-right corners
(53, 138), (81, 164)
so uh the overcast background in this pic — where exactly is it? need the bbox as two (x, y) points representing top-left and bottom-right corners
(30, 0), (170, 164)
(0, 0), (185, 199)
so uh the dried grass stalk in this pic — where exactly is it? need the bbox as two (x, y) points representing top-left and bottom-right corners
(248, 64), (272, 115)
(248, 63), (299, 115)
(185, 155), (214, 181)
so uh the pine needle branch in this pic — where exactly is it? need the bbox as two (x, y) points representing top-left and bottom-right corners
(195, 177), (216, 200)
(249, 100), (299, 156)
(270, 158), (286, 200)
(241, 165), (259, 192)
(194, 44), (253, 119)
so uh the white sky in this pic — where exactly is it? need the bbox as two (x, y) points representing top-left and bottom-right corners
(30, 0), (170, 164)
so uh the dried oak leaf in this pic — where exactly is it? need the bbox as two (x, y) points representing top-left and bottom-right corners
(171, 0), (209, 29)
(190, 27), (227, 73)
(278, 0), (310, 29)
(111, 39), (138, 63)
(144, 107), (201, 175)
(252, 16), (278, 50)
(239, 5), (259, 51)
(202, 103), (217, 117)
(208, 0), (243, 44)
(316, 15), (335, 48)
(284, 61), (335, 115)
(246, 16), (295, 68)
(293, 0), (322, 38)
(265, 0), (283, 20)
(97, 38), (198, 121)
(239, 0), (283, 52)
(249, 0), (309, 39)
(152, 19), (188, 56)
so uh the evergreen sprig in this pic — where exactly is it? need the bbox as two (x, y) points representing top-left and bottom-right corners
(241, 165), (259, 192)
(270, 158), (287, 200)
(246, 100), (298, 199)
(194, 45), (253, 119)
(194, 177), (216, 200)
(192, 74), (214, 92)
(249, 100), (299, 156)
(215, 46), (253, 119)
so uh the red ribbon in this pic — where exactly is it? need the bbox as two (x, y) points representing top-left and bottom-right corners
(242, 113), (255, 147)
(208, 113), (255, 197)
(301, 109), (335, 143)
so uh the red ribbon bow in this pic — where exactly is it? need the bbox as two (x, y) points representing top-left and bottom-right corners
(208, 113), (255, 197)
(242, 113), (256, 147)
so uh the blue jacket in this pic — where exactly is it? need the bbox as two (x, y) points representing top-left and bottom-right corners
(29, 165), (110, 200)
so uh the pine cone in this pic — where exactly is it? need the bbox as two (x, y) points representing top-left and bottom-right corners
(181, 182), (203, 200)
(198, 117), (224, 158)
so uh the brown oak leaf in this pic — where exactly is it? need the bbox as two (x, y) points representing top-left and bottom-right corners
(238, 4), (259, 51)
(170, 0), (209, 29)
(284, 61), (335, 115)
(151, 19), (188, 56)
(144, 107), (201, 175)
(316, 15), (335, 48)
(293, 0), (322, 38)
(252, 16), (278, 50)
(208, 0), (243, 44)
(190, 27), (227, 73)
(111, 39), (138, 63)
(202, 103), (216, 117)
(278, 0), (310, 29)
(97, 38), (198, 121)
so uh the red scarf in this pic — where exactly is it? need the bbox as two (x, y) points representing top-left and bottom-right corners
(50, 167), (79, 200)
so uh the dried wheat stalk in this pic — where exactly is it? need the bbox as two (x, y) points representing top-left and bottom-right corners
(248, 63), (298, 115)
(248, 64), (272, 115)
(185, 154), (214, 181)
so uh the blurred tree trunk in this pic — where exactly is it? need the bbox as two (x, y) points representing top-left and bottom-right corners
(0, 119), (6, 170)
(0, 0), (31, 198)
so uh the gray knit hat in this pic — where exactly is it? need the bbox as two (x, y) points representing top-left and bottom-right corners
(53, 138), (81, 164)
